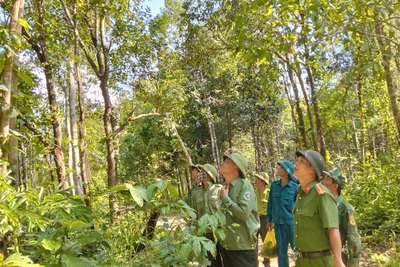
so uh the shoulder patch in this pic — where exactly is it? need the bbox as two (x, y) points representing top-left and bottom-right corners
(244, 191), (251, 201)
(349, 215), (356, 226)
(315, 183), (326, 195)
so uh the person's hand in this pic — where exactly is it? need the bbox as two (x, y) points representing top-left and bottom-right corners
(267, 222), (274, 231)
(334, 258), (345, 267)
(220, 185), (229, 198)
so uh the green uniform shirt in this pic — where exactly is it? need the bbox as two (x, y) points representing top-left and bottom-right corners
(256, 187), (269, 216)
(188, 185), (204, 218)
(198, 182), (223, 218)
(337, 195), (361, 266)
(293, 181), (339, 252)
(220, 177), (260, 250)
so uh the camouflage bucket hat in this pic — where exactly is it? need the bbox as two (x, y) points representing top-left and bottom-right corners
(296, 150), (326, 180)
(200, 164), (218, 182)
(255, 172), (269, 185)
(223, 153), (248, 178)
(323, 168), (347, 189)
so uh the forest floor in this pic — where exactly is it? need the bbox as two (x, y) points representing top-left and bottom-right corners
(157, 215), (383, 267)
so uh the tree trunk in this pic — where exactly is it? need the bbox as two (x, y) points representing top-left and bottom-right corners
(356, 80), (366, 163)
(304, 44), (326, 158)
(226, 106), (233, 151)
(63, 81), (75, 194)
(374, 13), (400, 144)
(296, 66), (318, 150)
(10, 73), (20, 187)
(285, 54), (308, 149)
(0, 0), (23, 173)
(205, 97), (220, 178)
(67, 59), (83, 195)
(283, 82), (299, 146)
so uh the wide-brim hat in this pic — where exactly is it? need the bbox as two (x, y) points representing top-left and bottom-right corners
(278, 160), (295, 181)
(255, 172), (269, 185)
(323, 168), (347, 189)
(296, 150), (325, 179)
(190, 164), (201, 171)
(223, 153), (248, 178)
(200, 164), (218, 182)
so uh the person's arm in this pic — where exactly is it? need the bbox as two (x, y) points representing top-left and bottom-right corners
(328, 228), (346, 267)
(220, 182), (254, 221)
(346, 208), (361, 267)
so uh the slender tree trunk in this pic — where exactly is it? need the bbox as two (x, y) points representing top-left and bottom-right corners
(10, 74), (20, 187)
(67, 59), (83, 195)
(283, 82), (299, 146)
(205, 97), (220, 175)
(285, 54), (308, 149)
(296, 67), (318, 150)
(356, 80), (366, 163)
(64, 82), (75, 194)
(374, 13), (400, 144)
(21, 141), (27, 189)
(0, 0), (23, 173)
(304, 45), (326, 158)
(225, 108), (233, 151)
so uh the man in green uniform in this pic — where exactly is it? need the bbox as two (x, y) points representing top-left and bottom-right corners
(255, 172), (271, 267)
(219, 152), (260, 267)
(321, 168), (362, 267)
(188, 164), (204, 217)
(293, 150), (345, 267)
(198, 164), (223, 267)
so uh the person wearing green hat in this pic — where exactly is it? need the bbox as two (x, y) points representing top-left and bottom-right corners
(218, 152), (260, 267)
(254, 172), (271, 267)
(267, 160), (298, 267)
(187, 164), (204, 217)
(293, 150), (345, 267)
(321, 168), (361, 267)
(197, 164), (223, 267)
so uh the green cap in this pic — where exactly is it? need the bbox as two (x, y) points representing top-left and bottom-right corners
(255, 172), (269, 185)
(200, 164), (218, 182)
(191, 164), (201, 170)
(323, 168), (347, 189)
(296, 150), (326, 180)
(223, 153), (248, 178)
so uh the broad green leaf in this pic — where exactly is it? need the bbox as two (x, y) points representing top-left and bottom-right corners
(106, 184), (127, 193)
(42, 238), (62, 251)
(193, 239), (201, 256)
(76, 231), (102, 244)
(61, 252), (84, 267)
(126, 184), (145, 207)
(70, 220), (90, 231)
(2, 253), (42, 266)
(166, 183), (178, 198)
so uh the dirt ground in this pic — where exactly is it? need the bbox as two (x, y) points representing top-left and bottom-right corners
(157, 215), (379, 267)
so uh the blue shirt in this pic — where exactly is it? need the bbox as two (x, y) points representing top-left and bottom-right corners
(267, 179), (298, 225)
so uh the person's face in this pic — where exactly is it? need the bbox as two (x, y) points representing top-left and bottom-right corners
(321, 175), (338, 193)
(294, 156), (314, 181)
(277, 164), (288, 177)
(191, 168), (199, 180)
(254, 177), (266, 189)
(219, 158), (237, 176)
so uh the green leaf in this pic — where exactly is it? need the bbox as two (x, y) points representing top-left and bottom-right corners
(61, 252), (84, 267)
(42, 238), (62, 251)
(0, 84), (9, 91)
(2, 253), (42, 267)
(18, 72), (34, 86)
(70, 220), (91, 231)
(126, 183), (146, 207)
(166, 183), (178, 198)
(106, 184), (127, 193)
(193, 239), (201, 256)
(18, 18), (31, 29)
(76, 231), (102, 244)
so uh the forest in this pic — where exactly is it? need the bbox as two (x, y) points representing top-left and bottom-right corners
(0, 0), (399, 266)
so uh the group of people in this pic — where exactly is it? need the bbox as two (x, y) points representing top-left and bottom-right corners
(187, 150), (361, 267)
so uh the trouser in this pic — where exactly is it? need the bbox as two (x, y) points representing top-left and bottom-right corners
(295, 254), (334, 267)
(204, 233), (223, 267)
(275, 224), (295, 267)
(258, 215), (271, 267)
(220, 245), (258, 267)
